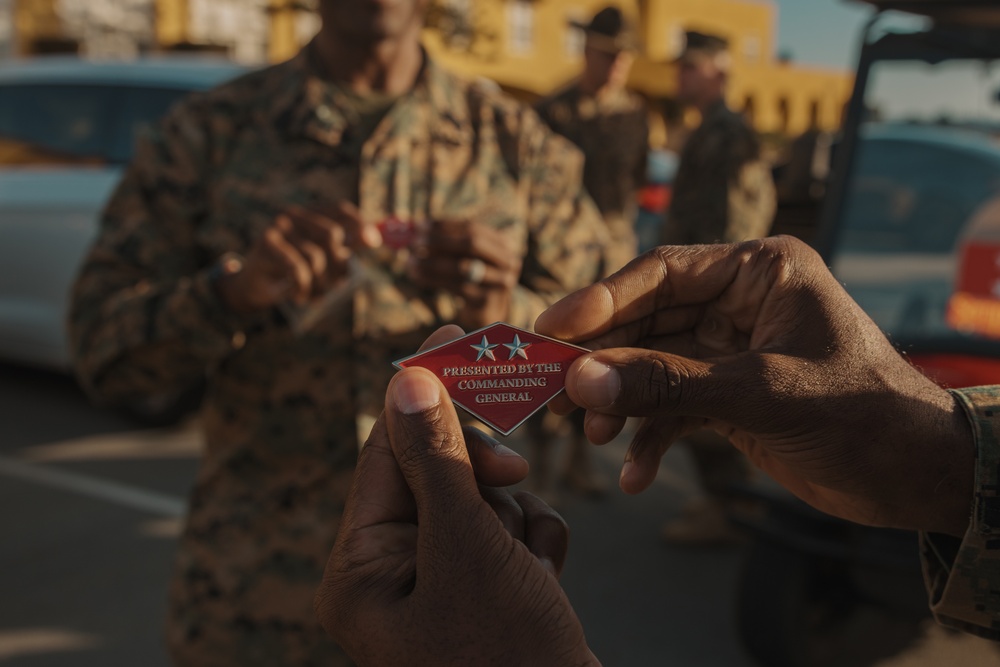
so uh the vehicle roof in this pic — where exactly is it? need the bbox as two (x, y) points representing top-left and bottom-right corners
(849, 0), (1000, 26)
(863, 123), (1000, 163)
(0, 56), (248, 89)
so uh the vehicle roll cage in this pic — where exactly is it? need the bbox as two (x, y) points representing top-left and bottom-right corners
(817, 3), (1000, 264)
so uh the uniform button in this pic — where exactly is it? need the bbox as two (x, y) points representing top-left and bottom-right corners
(316, 105), (335, 123)
(231, 331), (246, 350)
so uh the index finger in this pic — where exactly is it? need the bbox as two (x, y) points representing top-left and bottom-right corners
(534, 241), (769, 344)
(422, 219), (517, 268)
(289, 202), (382, 249)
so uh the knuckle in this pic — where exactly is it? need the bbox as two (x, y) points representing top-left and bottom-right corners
(533, 506), (569, 539)
(394, 413), (461, 472)
(320, 225), (339, 248)
(639, 357), (684, 408)
(313, 565), (358, 638)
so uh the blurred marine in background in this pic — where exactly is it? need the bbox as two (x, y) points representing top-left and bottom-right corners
(661, 31), (775, 246)
(659, 31), (776, 545)
(531, 5), (649, 499)
(535, 5), (649, 274)
(67, 0), (606, 664)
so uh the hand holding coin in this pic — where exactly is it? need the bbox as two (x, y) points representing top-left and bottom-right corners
(406, 219), (522, 330)
(216, 202), (382, 315)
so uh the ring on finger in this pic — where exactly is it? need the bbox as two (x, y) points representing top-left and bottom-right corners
(466, 258), (487, 284)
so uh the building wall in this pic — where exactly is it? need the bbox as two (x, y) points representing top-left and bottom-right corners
(12, 0), (62, 54)
(424, 0), (638, 96)
(641, 0), (776, 66)
(55, 0), (155, 58)
(186, 0), (270, 63)
(423, 0), (852, 138)
(6, 0), (852, 136)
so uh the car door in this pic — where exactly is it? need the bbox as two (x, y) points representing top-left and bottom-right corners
(0, 82), (192, 369)
(0, 82), (124, 368)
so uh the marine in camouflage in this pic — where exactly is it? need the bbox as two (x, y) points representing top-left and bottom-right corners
(661, 100), (776, 246)
(536, 84), (648, 274)
(922, 386), (1000, 639)
(68, 45), (606, 666)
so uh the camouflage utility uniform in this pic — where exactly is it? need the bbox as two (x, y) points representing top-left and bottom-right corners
(661, 99), (775, 245)
(69, 46), (605, 666)
(655, 100), (776, 515)
(536, 84), (648, 274)
(923, 387), (1000, 639)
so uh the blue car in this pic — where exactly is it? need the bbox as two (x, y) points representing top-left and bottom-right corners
(0, 56), (246, 369)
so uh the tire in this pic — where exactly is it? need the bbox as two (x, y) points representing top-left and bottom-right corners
(737, 538), (856, 667)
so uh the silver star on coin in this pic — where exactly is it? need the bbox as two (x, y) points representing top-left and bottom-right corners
(504, 334), (532, 361)
(471, 335), (499, 362)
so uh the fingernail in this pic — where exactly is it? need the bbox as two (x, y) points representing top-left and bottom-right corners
(619, 462), (634, 486)
(574, 359), (621, 409)
(494, 444), (523, 458)
(393, 372), (441, 414)
(364, 226), (383, 247)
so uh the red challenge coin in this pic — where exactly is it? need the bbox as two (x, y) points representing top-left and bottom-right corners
(377, 216), (417, 250)
(394, 323), (589, 436)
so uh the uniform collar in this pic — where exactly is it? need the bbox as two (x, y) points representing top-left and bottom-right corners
(270, 41), (471, 147)
(701, 98), (731, 121)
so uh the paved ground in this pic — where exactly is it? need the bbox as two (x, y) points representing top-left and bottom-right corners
(1, 361), (999, 666)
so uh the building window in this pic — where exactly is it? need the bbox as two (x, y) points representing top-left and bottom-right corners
(742, 94), (756, 125)
(777, 96), (791, 134)
(744, 36), (760, 63)
(507, 1), (534, 55)
(565, 8), (585, 58)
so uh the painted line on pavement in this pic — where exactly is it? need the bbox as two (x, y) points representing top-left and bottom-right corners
(0, 455), (185, 517)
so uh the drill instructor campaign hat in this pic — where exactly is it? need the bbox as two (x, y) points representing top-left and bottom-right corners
(570, 6), (639, 53)
(675, 30), (733, 72)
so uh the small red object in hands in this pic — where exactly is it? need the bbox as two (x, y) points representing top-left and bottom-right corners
(394, 323), (588, 436)
(377, 216), (418, 250)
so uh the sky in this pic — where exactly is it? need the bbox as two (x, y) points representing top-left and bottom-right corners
(773, 0), (1000, 122)
(774, 0), (870, 69)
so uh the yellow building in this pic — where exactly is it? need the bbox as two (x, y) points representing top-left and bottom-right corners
(418, 0), (852, 141)
(9, 0), (852, 139)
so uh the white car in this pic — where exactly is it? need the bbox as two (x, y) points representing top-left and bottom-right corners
(0, 57), (245, 369)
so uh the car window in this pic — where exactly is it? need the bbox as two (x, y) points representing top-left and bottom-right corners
(828, 56), (1000, 349)
(109, 87), (193, 164)
(839, 139), (1000, 254)
(0, 84), (118, 166)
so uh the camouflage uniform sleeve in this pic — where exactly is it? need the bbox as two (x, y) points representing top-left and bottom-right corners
(919, 386), (1000, 639)
(633, 106), (650, 192)
(662, 129), (731, 245)
(68, 99), (252, 405)
(506, 109), (607, 329)
(726, 155), (776, 243)
(665, 115), (774, 245)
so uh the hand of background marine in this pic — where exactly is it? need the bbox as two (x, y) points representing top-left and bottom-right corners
(315, 325), (598, 667)
(216, 202), (381, 314)
(407, 219), (523, 329)
(537, 237), (974, 538)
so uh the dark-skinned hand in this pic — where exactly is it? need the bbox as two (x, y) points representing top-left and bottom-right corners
(536, 238), (974, 537)
(217, 202), (381, 314)
(407, 219), (522, 330)
(315, 325), (598, 667)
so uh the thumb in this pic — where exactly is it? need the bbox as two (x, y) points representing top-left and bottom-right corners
(384, 367), (482, 532)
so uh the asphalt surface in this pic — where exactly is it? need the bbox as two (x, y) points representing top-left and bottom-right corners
(2, 361), (999, 666)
